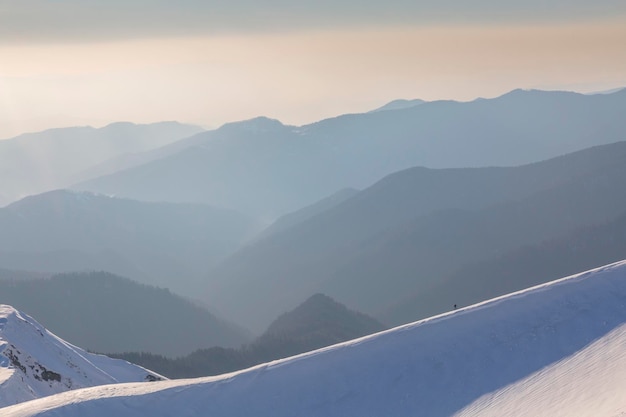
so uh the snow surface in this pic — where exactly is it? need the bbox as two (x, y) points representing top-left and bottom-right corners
(0, 305), (164, 408)
(2, 260), (626, 417)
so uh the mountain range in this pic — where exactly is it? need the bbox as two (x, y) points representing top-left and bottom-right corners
(73, 89), (626, 219)
(369, 98), (426, 112)
(1, 84), (625, 415)
(204, 140), (626, 331)
(0, 122), (202, 207)
(0, 190), (262, 295)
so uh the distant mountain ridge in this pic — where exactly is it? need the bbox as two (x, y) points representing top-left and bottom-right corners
(0, 121), (203, 207)
(204, 140), (626, 331)
(0, 190), (262, 296)
(69, 118), (285, 185)
(369, 98), (426, 112)
(74, 89), (626, 218)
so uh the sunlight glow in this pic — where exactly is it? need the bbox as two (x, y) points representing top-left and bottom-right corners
(1, 19), (625, 138)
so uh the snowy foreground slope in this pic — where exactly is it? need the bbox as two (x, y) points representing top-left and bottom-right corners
(0, 305), (163, 408)
(3, 261), (626, 417)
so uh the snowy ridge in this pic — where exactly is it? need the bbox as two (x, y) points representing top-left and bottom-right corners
(0, 305), (164, 408)
(2, 260), (626, 416)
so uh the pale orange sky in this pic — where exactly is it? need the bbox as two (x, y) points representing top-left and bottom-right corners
(1, 19), (625, 139)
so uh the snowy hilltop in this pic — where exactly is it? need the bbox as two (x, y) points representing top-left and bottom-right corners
(0, 305), (164, 408)
(2, 260), (625, 416)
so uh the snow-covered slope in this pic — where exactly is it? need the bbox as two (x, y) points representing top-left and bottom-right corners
(0, 305), (164, 408)
(3, 261), (626, 417)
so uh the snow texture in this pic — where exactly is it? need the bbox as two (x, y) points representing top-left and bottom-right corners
(0, 305), (164, 408)
(2, 260), (626, 417)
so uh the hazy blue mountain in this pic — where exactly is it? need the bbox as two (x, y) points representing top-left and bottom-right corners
(70, 125), (214, 185)
(369, 98), (425, 112)
(381, 209), (626, 325)
(0, 271), (249, 357)
(255, 188), (359, 241)
(74, 89), (626, 219)
(75, 117), (307, 219)
(111, 293), (386, 378)
(0, 121), (203, 207)
(586, 86), (625, 95)
(324, 154), (626, 319)
(0, 190), (262, 296)
(204, 141), (626, 332)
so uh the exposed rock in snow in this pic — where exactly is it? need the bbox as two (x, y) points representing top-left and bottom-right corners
(0, 305), (164, 407)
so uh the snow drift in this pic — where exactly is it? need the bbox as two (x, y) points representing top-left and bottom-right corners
(0, 305), (163, 408)
(2, 260), (626, 416)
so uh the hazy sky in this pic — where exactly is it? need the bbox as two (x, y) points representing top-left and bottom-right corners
(1, 1), (625, 138)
